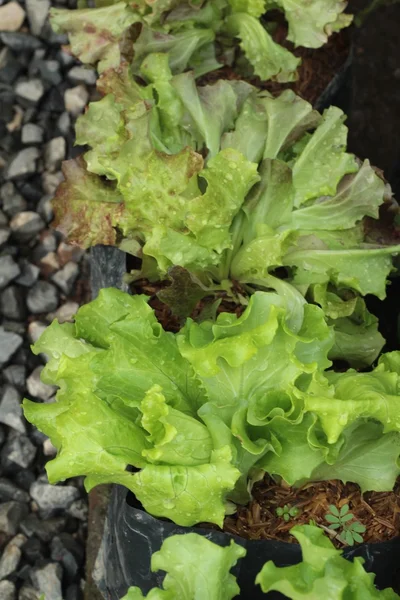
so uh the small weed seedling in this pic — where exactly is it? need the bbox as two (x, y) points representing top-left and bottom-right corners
(276, 504), (301, 522)
(325, 504), (366, 545)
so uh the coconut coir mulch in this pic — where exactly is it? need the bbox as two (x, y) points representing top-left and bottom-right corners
(222, 476), (400, 548)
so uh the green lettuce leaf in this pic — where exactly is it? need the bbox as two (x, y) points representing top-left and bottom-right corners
(121, 533), (245, 600)
(224, 12), (301, 82)
(55, 81), (400, 371)
(50, 0), (352, 81)
(23, 288), (400, 526)
(257, 524), (400, 599)
(272, 0), (354, 48)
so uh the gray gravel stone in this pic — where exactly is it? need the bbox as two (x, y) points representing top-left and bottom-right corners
(0, 327), (22, 367)
(37, 59), (61, 85)
(19, 586), (40, 600)
(67, 499), (88, 522)
(15, 260), (39, 287)
(67, 66), (97, 86)
(10, 211), (45, 242)
(0, 47), (23, 86)
(64, 85), (88, 116)
(20, 513), (67, 543)
(0, 386), (25, 434)
(0, 32), (42, 52)
(30, 482), (79, 512)
(0, 479), (30, 503)
(3, 364), (26, 390)
(0, 228), (10, 245)
(51, 534), (83, 580)
(1, 285), (27, 320)
(0, 537), (22, 580)
(0, 255), (20, 289)
(25, 0), (50, 36)
(26, 366), (57, 402)
(15, 79), (44, 104)
(21, 123), (43, 145)
(0, 580), (16, 600)
(0, 182), (27, 216)
(27, 281), (58, 313)
(0, 501), (29, 535)
(41, 170), (63, 195)
(57, 111), (70, 136)
(31, 563), (63, 600)
(7, 148), (40, 179)
(2, 320), (25, 336)
(51, 262), (79, 295)
(2, 434), (36, 469)
(44, 137), (66, 173)
(37, 194), (53, 223)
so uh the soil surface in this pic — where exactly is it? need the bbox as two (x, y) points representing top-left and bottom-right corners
(223, 476), (400, 548)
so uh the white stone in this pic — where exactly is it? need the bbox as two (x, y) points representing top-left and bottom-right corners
(25, 0), (50, 36)
(64, 85), (89, 115)
(0, 2), (25, 32)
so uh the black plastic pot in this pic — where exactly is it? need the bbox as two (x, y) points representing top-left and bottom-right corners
(94, 486), (400, 600)
(314, 44), (353, 113)
(90, 246), (400, 600)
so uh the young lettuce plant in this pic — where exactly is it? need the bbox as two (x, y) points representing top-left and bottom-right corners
(23, 288), (400, 528)
(50, 0), (353, 82)
(53, 59), (400, 366)
(120, 526), (399, 599)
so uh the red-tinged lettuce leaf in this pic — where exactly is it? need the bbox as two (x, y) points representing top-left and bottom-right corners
(50, 2), (141, 72)
(157, 266), (212, 319)
(52, 157), (125, 249)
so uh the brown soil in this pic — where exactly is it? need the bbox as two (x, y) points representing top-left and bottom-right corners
(131, 279), (245, 331)
(222, 476), (400, 548)
(198, 24), (350, 106)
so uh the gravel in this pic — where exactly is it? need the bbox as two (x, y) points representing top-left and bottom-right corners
(30, 481), (79, 512)
(31, 562), (63, 600)
(26, 280), (58, 313)
(0, 327), (22, 366)
(0, 255), (20, 288)
(0, 501), (29, 535)
(0, 2), (25, 32)
(0, 386), (25, 433)
(0, 0), (91, 596)
(10, 211), (44, 241)
(7, 148), (40, 179)
(0, 580), (16, 600)
(21, 124), (43, 145)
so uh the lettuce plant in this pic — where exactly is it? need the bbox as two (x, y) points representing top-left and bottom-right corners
(121, 533), (245, 599)
(23, 288), (400, 527)
(53, 61), (400, 366)
(51, 0), (353, 82)
(120, 526), (400, 599)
